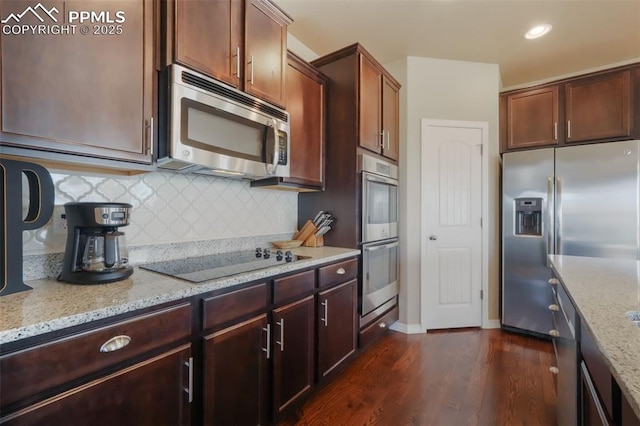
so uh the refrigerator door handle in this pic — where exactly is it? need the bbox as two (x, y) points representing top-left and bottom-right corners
(547, 176), (555, 264)
(556, 177), (562, 255)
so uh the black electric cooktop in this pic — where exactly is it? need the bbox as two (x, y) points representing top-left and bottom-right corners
(140, 248), (308, 283)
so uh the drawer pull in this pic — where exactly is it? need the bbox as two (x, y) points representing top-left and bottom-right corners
(100, 335), (131, 353)
(549, 329), (560, 337)
(379, 322), (387, 329)
(336, 268), (346, 275)
(548, 304), (560, 312)
(549, 366), (559, 375)
(548, 278), (559, 285)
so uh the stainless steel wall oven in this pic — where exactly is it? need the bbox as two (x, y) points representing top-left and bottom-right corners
(359, 154), (399, 326)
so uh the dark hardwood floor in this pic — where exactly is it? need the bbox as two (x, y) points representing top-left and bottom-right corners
(279, 328), (556, 426)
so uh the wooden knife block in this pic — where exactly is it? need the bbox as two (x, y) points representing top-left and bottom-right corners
(293, 220), (324, 247)
(302, 234), (324, 248)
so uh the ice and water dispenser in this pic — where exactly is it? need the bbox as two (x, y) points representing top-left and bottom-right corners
(514, 198), (543, 236)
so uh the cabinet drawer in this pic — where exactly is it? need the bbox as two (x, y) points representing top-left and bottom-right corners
(273, 270), (315, 304)
(318, 259), (358, 289)
(358, 305), (398, 349)
(0, 303), (192, 408)
(203, 283), (268, 330)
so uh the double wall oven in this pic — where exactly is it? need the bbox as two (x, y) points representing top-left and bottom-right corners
(359, 154), (399, 326)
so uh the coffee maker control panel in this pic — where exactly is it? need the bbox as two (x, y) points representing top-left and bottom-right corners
(94, 207), (130, 226)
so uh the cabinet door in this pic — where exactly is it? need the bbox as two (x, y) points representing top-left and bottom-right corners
(285, 52), (326, 188)
(382, 75), (399, 161)
(1, 345), (192, 426)
(175, 0), (242, 87)
(203, 314), (268, 426)
(359, 54), (382, 154)
(244, 0), (288, 107)
(581, 362), (613, 426)
(272, 296), (315, 416)
(317, 279), (357, 379)
(506, 86), (560, 150)
(0, 0), (154, 164)
(565, 70), (632, 143)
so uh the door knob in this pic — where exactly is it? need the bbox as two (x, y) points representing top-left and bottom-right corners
(428, 235), (438, 241)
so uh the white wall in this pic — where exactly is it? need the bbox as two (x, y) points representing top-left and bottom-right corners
(385, 57), (501, 327)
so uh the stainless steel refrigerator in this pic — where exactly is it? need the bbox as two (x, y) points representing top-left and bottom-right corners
(502, 140), (640, 335)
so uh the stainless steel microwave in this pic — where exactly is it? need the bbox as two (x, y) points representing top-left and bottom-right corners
(157, 64), (290, 179)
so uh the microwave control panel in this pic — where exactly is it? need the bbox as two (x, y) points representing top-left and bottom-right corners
(278, 134), (287, 165)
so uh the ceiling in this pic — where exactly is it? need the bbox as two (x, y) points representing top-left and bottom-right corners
(275, 0), (640, 89)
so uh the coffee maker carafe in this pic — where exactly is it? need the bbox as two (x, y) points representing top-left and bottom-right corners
(59, 202), (134, 284)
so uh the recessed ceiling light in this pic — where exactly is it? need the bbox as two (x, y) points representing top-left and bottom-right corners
(525, 24), (553, 39)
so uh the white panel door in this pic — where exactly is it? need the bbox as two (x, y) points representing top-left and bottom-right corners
(421, 121), (483, 329)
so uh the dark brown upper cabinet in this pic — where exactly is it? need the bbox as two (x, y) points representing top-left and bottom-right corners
(565, 70), (632, 143)
(174, 0), (242, 88)
(505, 86), (561, 150)
(382, 74), (400, 161)
(312, 43), (401, 163)
(501, 65), (638, 153)
(251, 51), (327, 191)
(0, 0), (155, 170)
(168, 0), (291, 108)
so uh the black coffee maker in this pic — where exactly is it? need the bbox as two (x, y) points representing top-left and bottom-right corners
(59, 202), (134, 284)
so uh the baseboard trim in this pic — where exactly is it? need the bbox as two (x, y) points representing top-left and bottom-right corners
(389, 322), (424, 334)
(482, 319), (501, 329)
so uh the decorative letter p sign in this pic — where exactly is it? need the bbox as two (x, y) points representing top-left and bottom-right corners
(1, 159), (55, 296)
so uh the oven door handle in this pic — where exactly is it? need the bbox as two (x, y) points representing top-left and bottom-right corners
(363, 172), (398, 186)
(364, 241), (399, 252)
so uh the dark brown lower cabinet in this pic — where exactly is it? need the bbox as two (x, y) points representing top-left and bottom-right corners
(581, 361), (612, 425)
(203, 314), (269, 426)
(317, 279), (358, 379)
(272, 296), (315, 416)
(621, 390), (640, 426)
(1, 345), (192, 426)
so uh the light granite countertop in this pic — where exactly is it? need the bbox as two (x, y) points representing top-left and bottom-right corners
(0, 246), (360, 346)
(548, 254), (640, 419)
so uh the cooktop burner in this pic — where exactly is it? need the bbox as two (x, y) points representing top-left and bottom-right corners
(140, 248), (308, 283)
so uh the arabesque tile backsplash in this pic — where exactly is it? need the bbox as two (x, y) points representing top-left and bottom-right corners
(23, 169), (298, 255)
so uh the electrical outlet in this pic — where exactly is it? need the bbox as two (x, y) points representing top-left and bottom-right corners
(52, 205), (67, 236)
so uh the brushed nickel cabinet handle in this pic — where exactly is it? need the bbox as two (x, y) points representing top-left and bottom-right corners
(549, 329), (560, 337)
(262, 324), (271, 359)
(248, 55), (254, 85)
(380, 131), (385, 148)
(548, 304), (560, 312)
(554, 122), (558, 141)
(549, 366), (559, 375)
(100, 335), (131, 353)
(321, 299), (328, 326)
(145, 117), (154, 156)
(234, 46), (240, 78)
(379, 322), (387, 329)
(548, 278), (559, 285)
(336, 268), (346, 275)
(276, 319), (285, 352)
(184, 357), (193, 403)
(567, 120), (571, 139)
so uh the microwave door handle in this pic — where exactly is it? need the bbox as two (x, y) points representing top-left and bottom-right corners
(270, 119), (279, 174)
